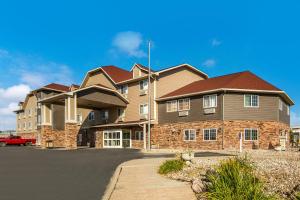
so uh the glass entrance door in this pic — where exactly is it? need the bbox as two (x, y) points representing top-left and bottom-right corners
(122, 130), (131, 148)
(103, 130), (122, 148)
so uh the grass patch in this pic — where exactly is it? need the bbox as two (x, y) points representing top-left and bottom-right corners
(158, 159), (185, 175)
(206, 156), (275, 200)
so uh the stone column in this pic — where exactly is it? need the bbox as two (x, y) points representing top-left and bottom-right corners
(40, 103), (53, 148)
(64, 94), (78, 149)
(95, 129), (103, 149)
(65, 123), (79, 149)
(40, 125), (52, 148)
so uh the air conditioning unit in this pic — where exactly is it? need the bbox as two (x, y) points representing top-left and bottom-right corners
(178, 111), (189, 117)
(204, 108), (216, 114)
(140, 114), (148, 120)
(140, 90), (148, 96)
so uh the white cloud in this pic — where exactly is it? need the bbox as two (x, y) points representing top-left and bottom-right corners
(0, 84), (31, 102)
(112, 31), (146, 58)
(291, 111), (300, 126)
(202, 59), (216, 67)
(211, 38), (222, 47)
(0, 49), (74, 130)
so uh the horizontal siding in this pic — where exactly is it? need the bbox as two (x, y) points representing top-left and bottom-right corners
(158, 94), (223, 124)
(224, 93), (278, 121)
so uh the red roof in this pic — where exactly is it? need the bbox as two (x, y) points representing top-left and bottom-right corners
(135, 63), (156, 72)
(160, 71), (282, 99)
(44, 83), (70, 92)
(101, 66), (133, 83)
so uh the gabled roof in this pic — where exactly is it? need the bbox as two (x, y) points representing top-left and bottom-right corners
(130, 63), (156, 73)
(81, 63), (208, 87)
(101, 66), (133, 83)
(158, 71), (294, 105)
(43, 83), (70, 92)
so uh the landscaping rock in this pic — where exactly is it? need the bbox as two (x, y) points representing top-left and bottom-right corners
(192, 179), (205, 193)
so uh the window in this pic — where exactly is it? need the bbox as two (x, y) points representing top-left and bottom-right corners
(203, 129), (217, 141)
(244, 95), (259, 107)
(28, 122), (32, 130)
(279, 99), (283, 111)
(135, 131), (144, 140)
(37, 115), (41, 125)
(28, 109), (31, 116)
(118, 108), (125, 118)
(118, 85), (128, 95)
(139, 79), (148, 91)
(88, 111), (95, 121)
(166, 100), (178, 112)
(140, 104), (148, 115)
(178, 98), (190, 111)
(183, 129), (196, 141)
(77, 114), (83, 123)
(287, 106), (290, 116)
(23, 122), (26, 130)
(244, 128), (258, 141)
(203, 95), (217, 108)
(100, 110), (109, 120)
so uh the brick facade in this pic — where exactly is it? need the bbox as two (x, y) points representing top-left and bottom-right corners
(40, 125), (66, 148)
(151, 120), (290, 150)
(64, 123), (79, 149)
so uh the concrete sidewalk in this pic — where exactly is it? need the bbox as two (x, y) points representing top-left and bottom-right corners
(108, 158), (196, 200)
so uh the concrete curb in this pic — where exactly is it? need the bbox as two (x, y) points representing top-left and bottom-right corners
(101, 164), (123, 200)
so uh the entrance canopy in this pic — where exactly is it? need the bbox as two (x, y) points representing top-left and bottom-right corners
(39, 85), (129, 109)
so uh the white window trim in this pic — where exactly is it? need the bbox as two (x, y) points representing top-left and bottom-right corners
(166, 100), (178, 112)
(139, 103), (148, 115)
(203, 128), (218, 141)
(178, 98), (190, 111)
(287, 105), (290, 116)
(139, 79), (148, 91)
(244, 94), (259, 108)
(135, 131), (144, 141)
(279, 99), (283, 111)
(244, 128), (259, 141)
(100, 110), (109, 120)
(183, 129), (196, 141)
(203, 94), (218, 108)
(118, 84), (128, 95)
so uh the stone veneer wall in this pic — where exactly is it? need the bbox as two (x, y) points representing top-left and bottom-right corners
(151, 120), (290, 150)
(65, 123), (79, 149)
(95, 129), (103, 148)
(40, 125), (66, 148)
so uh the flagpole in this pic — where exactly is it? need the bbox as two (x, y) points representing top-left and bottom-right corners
(147, 41), (151, 151)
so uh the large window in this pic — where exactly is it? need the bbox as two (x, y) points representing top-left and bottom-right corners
(88, 111), (95, 121)
(139, 79), (148, 91)
(100, 110), (109, 120)
(203, 95), (217, 108)
(178, 98), (190, 111)
(103, 131), (121, 148)
(183, 129), (196, 141)
(279, 99), (283, 111)
(118, 85), (128, 95)
(244, 95), (259, 107)
(166, 100), (178, 112)
(135, 131), (144, 140)
(287, 106), (290, 116)
(140, 104), (148, 115)
(203, 129), (217, 141)
(244, 128), (258, 141)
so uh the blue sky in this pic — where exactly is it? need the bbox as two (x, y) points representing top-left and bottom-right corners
(0, 0), (299, 129)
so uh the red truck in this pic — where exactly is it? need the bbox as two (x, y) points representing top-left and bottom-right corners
(0, 135), (36, 147)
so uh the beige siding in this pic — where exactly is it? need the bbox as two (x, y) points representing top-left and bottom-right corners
(224, 93), (278, 121)
(156, 67), (205, 98)
(16, 95), (38, 134)
(83, 71), (115, 89)
(125, 79), (155, 121)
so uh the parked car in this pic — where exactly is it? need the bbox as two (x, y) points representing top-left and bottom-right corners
(0, 135), (36, 147)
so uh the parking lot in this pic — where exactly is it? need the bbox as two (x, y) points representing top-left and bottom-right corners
(0, 147), (144, 200)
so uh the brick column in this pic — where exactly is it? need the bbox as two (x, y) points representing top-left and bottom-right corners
(95, 129), (103, 148)
(40, 125), (53, 149)
(65, 123), (79, 149)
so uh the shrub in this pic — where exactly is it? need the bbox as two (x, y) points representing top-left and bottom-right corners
(206, 156), (275, 200)
(158, 159), (185, 174)
(296, 192), (300, 200)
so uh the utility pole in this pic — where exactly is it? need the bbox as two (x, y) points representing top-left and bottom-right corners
(147, 41), (151, 151)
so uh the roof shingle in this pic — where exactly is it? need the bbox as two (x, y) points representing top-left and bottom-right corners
(160, 71), (281, 99)
(101, 66), (133, 83)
